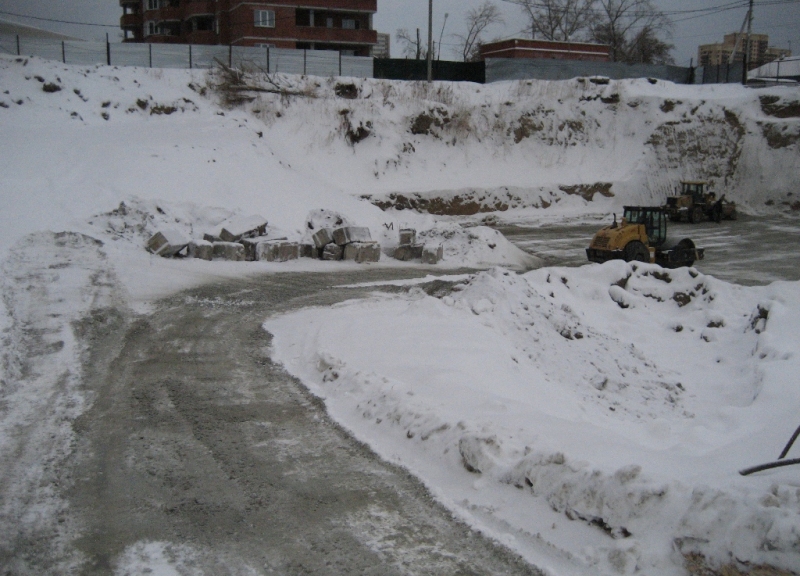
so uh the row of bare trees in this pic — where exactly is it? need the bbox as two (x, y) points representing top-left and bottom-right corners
(397, 0), (674, 65)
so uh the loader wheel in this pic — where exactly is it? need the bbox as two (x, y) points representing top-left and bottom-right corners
(689, 206), (703, 223)
(676, 238), (696, 267)
(623, 241), (649, 263)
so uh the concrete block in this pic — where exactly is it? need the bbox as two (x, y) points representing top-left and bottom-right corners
(399, 228), (416, 245)
(203, 233), (220, 243)
(322, 243), (344, 261)
(300, 243), (315, 258)
(241, 236), (267, 261)
(333, 226), (372, 246)
(218, 215), (268, 242)
(393, 244), (424, 261)
(343, 241), (381, 263)
(256, 241), (299, 262)
(212, 242), (245, 261)
(147, 229), (190, 257)
(312, 228), (334, 249)
(188, 240), (213, 261)
(421, 243), (444, 264)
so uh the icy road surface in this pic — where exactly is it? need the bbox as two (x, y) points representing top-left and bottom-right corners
(501, 214), (800, 285)
(1, 243), (538, 575)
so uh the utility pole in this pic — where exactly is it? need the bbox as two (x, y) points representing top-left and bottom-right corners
(743, 0), (754, 84)
(427, 0), (433, 82)
(438, 13), (449, 60)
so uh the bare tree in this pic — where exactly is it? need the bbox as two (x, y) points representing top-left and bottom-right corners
(626, 25), (674, 64)
(396, 28), (425, 59)
(511, 0), (597, 42)
(591, 0), (673, 63)
(454, 1), (504, 62)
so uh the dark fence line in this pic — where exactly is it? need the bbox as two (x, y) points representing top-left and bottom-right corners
(0, 34), (372, 77)
(700, 62), (745, 85)
(374, 59), (485, 83)
(3, 33), (745, 86)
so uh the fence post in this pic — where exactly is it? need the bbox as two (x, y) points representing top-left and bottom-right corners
(149, 43), (152, 68)
(303, 49), (307, 75)
(106, 34), (111, 66)
(339, 51), (342, 77)
(266, 46), (270, 73)
(229, 44), (232, 68)
(16, 35), (20, 56)
(189, 44), (192, 69)
(62, 41), (66, 64)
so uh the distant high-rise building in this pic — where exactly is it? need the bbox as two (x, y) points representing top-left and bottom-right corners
(374, 33), (390, 58)
(698, 33), (791, 69)
(119, 0), (378, 56)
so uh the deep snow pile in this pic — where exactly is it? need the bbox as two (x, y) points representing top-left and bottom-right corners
(265, 263), (800, 575)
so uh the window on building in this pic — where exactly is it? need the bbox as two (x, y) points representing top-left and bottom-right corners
(145, 21), (156, 36)
(327, 17), (334, 28)
(254, 10), (275, 28)
(146, 0), (159, 10)
(342, 18), (357, 30)
(296, 9), (310, 27)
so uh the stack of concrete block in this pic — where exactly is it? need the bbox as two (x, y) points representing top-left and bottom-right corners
(399, 228), (416, 245)
(147, 229), (190, 257)
(311, 226), (380, 263)
(188, 239), (213, 261)
(312, 228), (334, 251)
(218, 216), (268, 242)
(421, 243), (444, 264)
(257, 240), (300, 262)
(333, 226), (372, 246)
(393, 228), (425, 262)
(300, 244), (315, 258)
(344, 242), (381, 263)
(212, 242), (245, 261)
(322, 243), (344, 261)
(393, 244), (424, 261)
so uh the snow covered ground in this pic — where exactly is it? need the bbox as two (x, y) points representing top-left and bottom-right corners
(1, 52), (799, 575)
(266, 263), (800, 575)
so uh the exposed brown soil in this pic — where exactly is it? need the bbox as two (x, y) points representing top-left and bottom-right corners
(683, 553), (798, 576)
(759, 95), (800, 119)
(761, 122), (800, 149)
(369, 192), (510, 216)
(559, 183), (614, 201)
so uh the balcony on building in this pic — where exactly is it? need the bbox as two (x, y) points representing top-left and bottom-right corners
(120, 13), (144, 30)
(184, 14), (217, 45)
(182, 0), (216, 19)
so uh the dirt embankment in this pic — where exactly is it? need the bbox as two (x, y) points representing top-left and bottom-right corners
(363, 183), (614, 216)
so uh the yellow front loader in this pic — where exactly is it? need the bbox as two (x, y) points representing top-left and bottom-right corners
(586, 206), (704, 268)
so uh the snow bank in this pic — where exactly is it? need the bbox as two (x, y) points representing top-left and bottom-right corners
(265, 264), (800, 575)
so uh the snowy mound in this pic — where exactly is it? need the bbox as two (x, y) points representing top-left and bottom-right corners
(265, 263), (800, 575)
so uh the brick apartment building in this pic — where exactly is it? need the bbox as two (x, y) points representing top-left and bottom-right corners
(698, 33), (791, 70)
(479, 39), (610, 62)
(120, 0), (378, 56)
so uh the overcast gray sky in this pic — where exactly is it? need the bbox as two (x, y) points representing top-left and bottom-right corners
(0, 0), (797, 66)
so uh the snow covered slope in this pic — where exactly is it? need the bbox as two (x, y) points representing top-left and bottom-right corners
(206, 67), (800, 217)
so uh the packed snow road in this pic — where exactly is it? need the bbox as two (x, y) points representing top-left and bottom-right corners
(4, 262), (540, 575)
(502, 214), (800, 285)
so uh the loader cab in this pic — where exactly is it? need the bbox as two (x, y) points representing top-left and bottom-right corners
(623, 206), (667, 247)
(681, 181), (707, 204)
